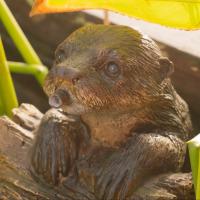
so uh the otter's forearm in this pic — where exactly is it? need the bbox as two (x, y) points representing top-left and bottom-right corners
(96, 133), (186, 200)
(31, 109), (90, 185)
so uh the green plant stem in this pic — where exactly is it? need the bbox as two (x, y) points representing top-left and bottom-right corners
(0, 0), (41, 64)
(0, 96), (4, 115)
(0, 38), (18, 117)
(187, 134), (200, 199)
(8, 61), (48, 85)
(0, 0), (48, 85)
(25, 0), (34, 6)
(197, 152), (200, 200)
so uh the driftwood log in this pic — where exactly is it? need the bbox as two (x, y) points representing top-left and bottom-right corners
(0, 104), (195, 200)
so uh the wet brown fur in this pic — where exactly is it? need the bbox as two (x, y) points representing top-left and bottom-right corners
(31, 25), (192, 200)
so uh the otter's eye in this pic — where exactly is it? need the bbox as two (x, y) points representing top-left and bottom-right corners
(55, 50), (65, 64)
(105, 62), (120, 77)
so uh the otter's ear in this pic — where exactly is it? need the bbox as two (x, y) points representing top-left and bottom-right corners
(158, 57), (174, 79)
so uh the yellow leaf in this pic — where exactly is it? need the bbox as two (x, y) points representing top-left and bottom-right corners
(31, 0), (200, 30)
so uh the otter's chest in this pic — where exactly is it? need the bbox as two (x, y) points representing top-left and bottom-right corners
(82, 113), (139, 147)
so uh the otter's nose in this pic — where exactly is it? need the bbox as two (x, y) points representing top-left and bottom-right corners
(49, 89), (71, 108)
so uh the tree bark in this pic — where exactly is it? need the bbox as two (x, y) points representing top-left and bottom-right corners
(0, 104), (195, 200)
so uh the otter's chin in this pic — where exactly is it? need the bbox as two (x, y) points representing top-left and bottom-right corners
(61, 103), (88, 116)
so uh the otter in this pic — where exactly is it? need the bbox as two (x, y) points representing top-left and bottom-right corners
(30, 25), (192, 200)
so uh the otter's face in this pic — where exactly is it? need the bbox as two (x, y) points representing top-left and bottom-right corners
(44, 25), (173, 115)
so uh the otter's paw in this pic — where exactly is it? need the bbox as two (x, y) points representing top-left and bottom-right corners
(30, 109), (80, 185)
(96, 159), (131, 200)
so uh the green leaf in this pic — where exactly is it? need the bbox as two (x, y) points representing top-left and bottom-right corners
(31, 0), (200, 30)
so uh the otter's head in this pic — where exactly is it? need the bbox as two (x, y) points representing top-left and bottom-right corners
(44, 25), (173, 115)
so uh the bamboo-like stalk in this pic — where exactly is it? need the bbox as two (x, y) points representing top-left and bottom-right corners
(0, 0), (40, 64)
(187, 134), (200, 199)
(0, 96), (4, 115)
(0, 0), (48, 85)
(104, 10), (110, 25)
(197, 153), (200, 200)
(25, 0), (33, 6)
(8, 61), (48, 85)
(0, 38), (18, 117)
